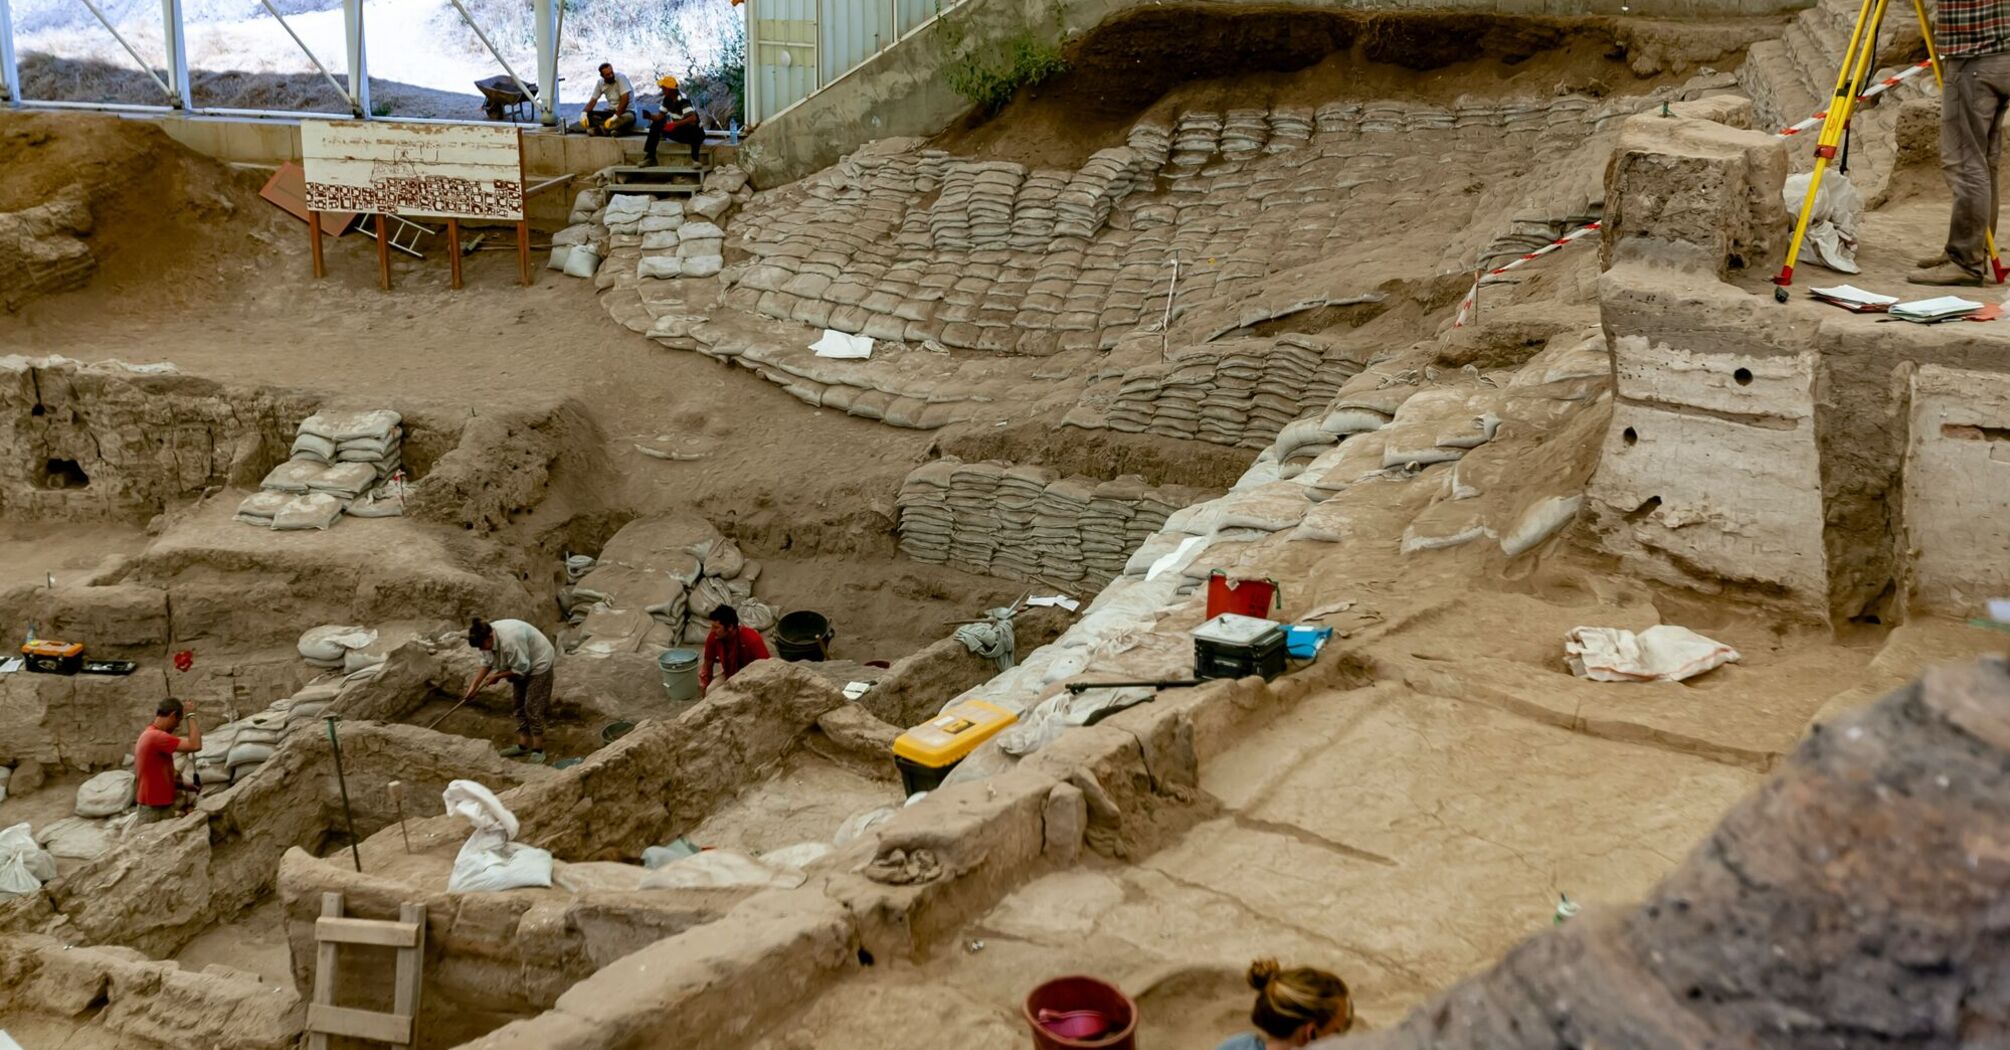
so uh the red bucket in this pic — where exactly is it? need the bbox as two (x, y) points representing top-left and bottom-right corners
(1206, 571), (1281, 620)
(1024, 976), (1137, 1050)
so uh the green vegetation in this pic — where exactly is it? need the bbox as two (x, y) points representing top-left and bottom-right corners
(935, 5), (1068, 114)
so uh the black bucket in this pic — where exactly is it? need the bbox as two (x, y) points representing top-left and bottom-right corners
(775, 610), (834, 662)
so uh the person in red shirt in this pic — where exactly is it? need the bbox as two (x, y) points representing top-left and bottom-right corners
(134, 697), (201, 822)
(699, 605), (769, 695)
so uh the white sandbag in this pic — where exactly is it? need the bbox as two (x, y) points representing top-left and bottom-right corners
(235, 489), (291, 523)
(547, 245), (574, 271)
(301, 409), (400, 443)
(833, 807), (895, 846)
(604, 194), (650, 221)
(75, 770), (135, 817)
(0, 823), (56, 897)
(336, 442), (400, 464)
(571, 188), (606, 216)
(299, 625), (375, 663)
(553, 860), (648, 893)
(444, 780), (552, 892)
(306, 462), (379, 497)
(1320, 407), (1391, 436)
(551, 223), (595, 247)
(680, 255), (724, 278)
(1501, 495), (1583, 557)
(641, 230), (680, 251)
(675, 237), (724, 259)
(271, 492), (345, 531)
(225, 742), (276, 769)
(638, 255), (684, 279)
(646, 198), (685, 217)
(342, 648), (387, 674)
(36, 816), (116, 862)
(760, 842), (832, 871)
(291, 433), (338, 462)
(1564, 625), (1741, 683)
(637, 850), (805, 890)
(638, 213), (685, 233)
(260, 459), (323, 494)
(563, 244), (602, 278)
(1783, 171), (1863, 275)
(677, 220), (725, 242)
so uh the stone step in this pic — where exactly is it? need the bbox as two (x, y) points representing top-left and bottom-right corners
(1740, 40), (1822, 131)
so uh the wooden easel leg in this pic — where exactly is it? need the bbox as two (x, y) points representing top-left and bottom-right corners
(448, 218), (463, 290)
(517, 219), (531, 286)
(309, 210), (325, 279)
(374, 213), (392, 291)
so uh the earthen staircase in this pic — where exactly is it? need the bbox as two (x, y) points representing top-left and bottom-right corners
(1736, 0), (1934, 197)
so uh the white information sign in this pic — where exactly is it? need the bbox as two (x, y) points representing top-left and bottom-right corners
(302, 120), (525, 222)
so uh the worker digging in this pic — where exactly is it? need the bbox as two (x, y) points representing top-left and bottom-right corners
(3, 4), (2010, 1049)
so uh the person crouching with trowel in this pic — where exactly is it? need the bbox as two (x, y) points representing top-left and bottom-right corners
(465, 617), (556, 764)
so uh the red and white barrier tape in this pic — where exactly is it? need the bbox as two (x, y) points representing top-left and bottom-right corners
(1453, 223), (1601, 327)
(1453, 64), (1935, 326)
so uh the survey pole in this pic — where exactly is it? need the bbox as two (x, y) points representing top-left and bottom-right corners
(160, 0), (193, 109)
(0, 0), (20, 109)
(533, 0), (557, 125)
(343, 0), (370, 117)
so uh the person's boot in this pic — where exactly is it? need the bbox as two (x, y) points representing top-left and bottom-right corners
(641, 153), (657, 167)
(1915, 251), (1951, 269)
(525, 750), (546, 765)
(1910, 261), (1985, 287)
(499, 743), (528, 757)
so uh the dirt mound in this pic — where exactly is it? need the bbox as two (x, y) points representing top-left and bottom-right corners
(934, 8), (1771, 169)
(0, 109), (285, 313)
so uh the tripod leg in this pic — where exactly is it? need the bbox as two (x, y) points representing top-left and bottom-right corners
(1778, 0), (1891, 287)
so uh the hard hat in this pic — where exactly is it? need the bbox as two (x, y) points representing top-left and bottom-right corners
(658, 75), (679, 91)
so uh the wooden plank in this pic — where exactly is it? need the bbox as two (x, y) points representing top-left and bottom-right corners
(308, 1004), (413, 1044)
(394, 902), (426, 1048)
(308, 208), (325, 279)
(516, 220), (531, 287)
(307, 892), (343, 1050)
(316, 916), (420, 948)
(261, 163), (355, 237)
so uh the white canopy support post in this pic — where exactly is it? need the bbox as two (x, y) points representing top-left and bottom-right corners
(442, 0), (537, 116)
(533, 0), (556, 124)
(73, 0), (178, 104)
(343, 0), (369, 116)
(251, 0), (355, 114)
(0, 0), (20, 106)
(160, 0), (192, 108)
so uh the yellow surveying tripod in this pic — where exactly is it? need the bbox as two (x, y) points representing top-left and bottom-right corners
(1773, 0), (2008, 299)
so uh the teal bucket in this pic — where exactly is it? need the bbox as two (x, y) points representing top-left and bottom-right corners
(659, 648), (700, 702)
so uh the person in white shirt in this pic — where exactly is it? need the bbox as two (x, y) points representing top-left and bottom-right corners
(464, 617), (557, 763)
(579, 63), (635, 136)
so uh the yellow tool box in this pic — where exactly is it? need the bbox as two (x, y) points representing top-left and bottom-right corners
(22, 640), (84, 676)
(891, 699), (1017, 796)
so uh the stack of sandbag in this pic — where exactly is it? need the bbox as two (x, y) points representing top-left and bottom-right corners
(74, 770), (135, 818)
(1168, 112), (1222, 174)
(1267, 107), (1314, 152)
(1221, 108), (1269, 156)
(240, 408), (403, 528)
(892, 462), (955, 562)
(561, 517), (779, 655)
(192, 679), (343, 787)
(299, 624), (378, 671)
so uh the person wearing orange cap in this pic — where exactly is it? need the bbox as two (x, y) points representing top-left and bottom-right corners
(643, 74), (705, 167)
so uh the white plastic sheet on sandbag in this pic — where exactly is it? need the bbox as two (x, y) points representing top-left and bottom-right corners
(299, 625), (376, 665)
(1564, 625), (1741, 683)
(444, 780), (552, 892)
(1501, 495), (1583, 557)
(0, 823), (56, 897)
(761, 842), (833, 871)
(75, 770), (135, 818)
(547, 246), (574, 272)
(1783, 171), (1863, 275)
(637, 850), (805, 890)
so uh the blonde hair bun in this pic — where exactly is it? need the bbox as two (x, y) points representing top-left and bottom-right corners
(1246, 958), (1281, 991)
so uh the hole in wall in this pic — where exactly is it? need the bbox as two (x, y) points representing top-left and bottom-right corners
(36, 458), (89, 489)
(1624, 495), (1661, 523)
(29, 404), (45, 417)
(1733, 368), (1753, 386)
(856, 948), (875, 967)
(1622, 426), (1638, 446)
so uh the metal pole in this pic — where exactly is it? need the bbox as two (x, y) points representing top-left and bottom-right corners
(532, 0), (556, 125)
(0, 0), (21, 107)
(324, 717), (364, 873)
(386, 780), (412, 853)
(343, 0), (369, 117)
(73, 0), (178, 103)
(441, 0), (537, 116)
(251, 0), (354, 115)
(160, 0), (192, 109)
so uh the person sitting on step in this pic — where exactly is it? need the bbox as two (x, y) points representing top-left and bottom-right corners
(643, 75), (706, 167)
(699, 605), (769, 695)
(579, 62), (636, 137)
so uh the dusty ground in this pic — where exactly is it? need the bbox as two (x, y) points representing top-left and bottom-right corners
(172, 895), (292, 987)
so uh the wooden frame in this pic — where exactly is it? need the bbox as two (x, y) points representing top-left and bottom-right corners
(307, 891), (426, 1049)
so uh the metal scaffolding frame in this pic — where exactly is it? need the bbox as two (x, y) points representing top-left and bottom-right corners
(0, 0), (561, 124)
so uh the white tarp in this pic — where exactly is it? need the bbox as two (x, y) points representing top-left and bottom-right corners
(811, 330), (874, 359)
(1564, 625), (1741, 683)
(443, 780), (553, 892)
(1783, 171), (1863, 275)
(0, 823), (56, 898)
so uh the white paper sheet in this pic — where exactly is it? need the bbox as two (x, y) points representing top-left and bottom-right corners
(811, 330), (874, 359)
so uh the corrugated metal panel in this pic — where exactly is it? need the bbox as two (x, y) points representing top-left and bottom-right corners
(749, 0), (818, 124)
(819, 0), (887, 84)
(895, 0), (934, 39)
